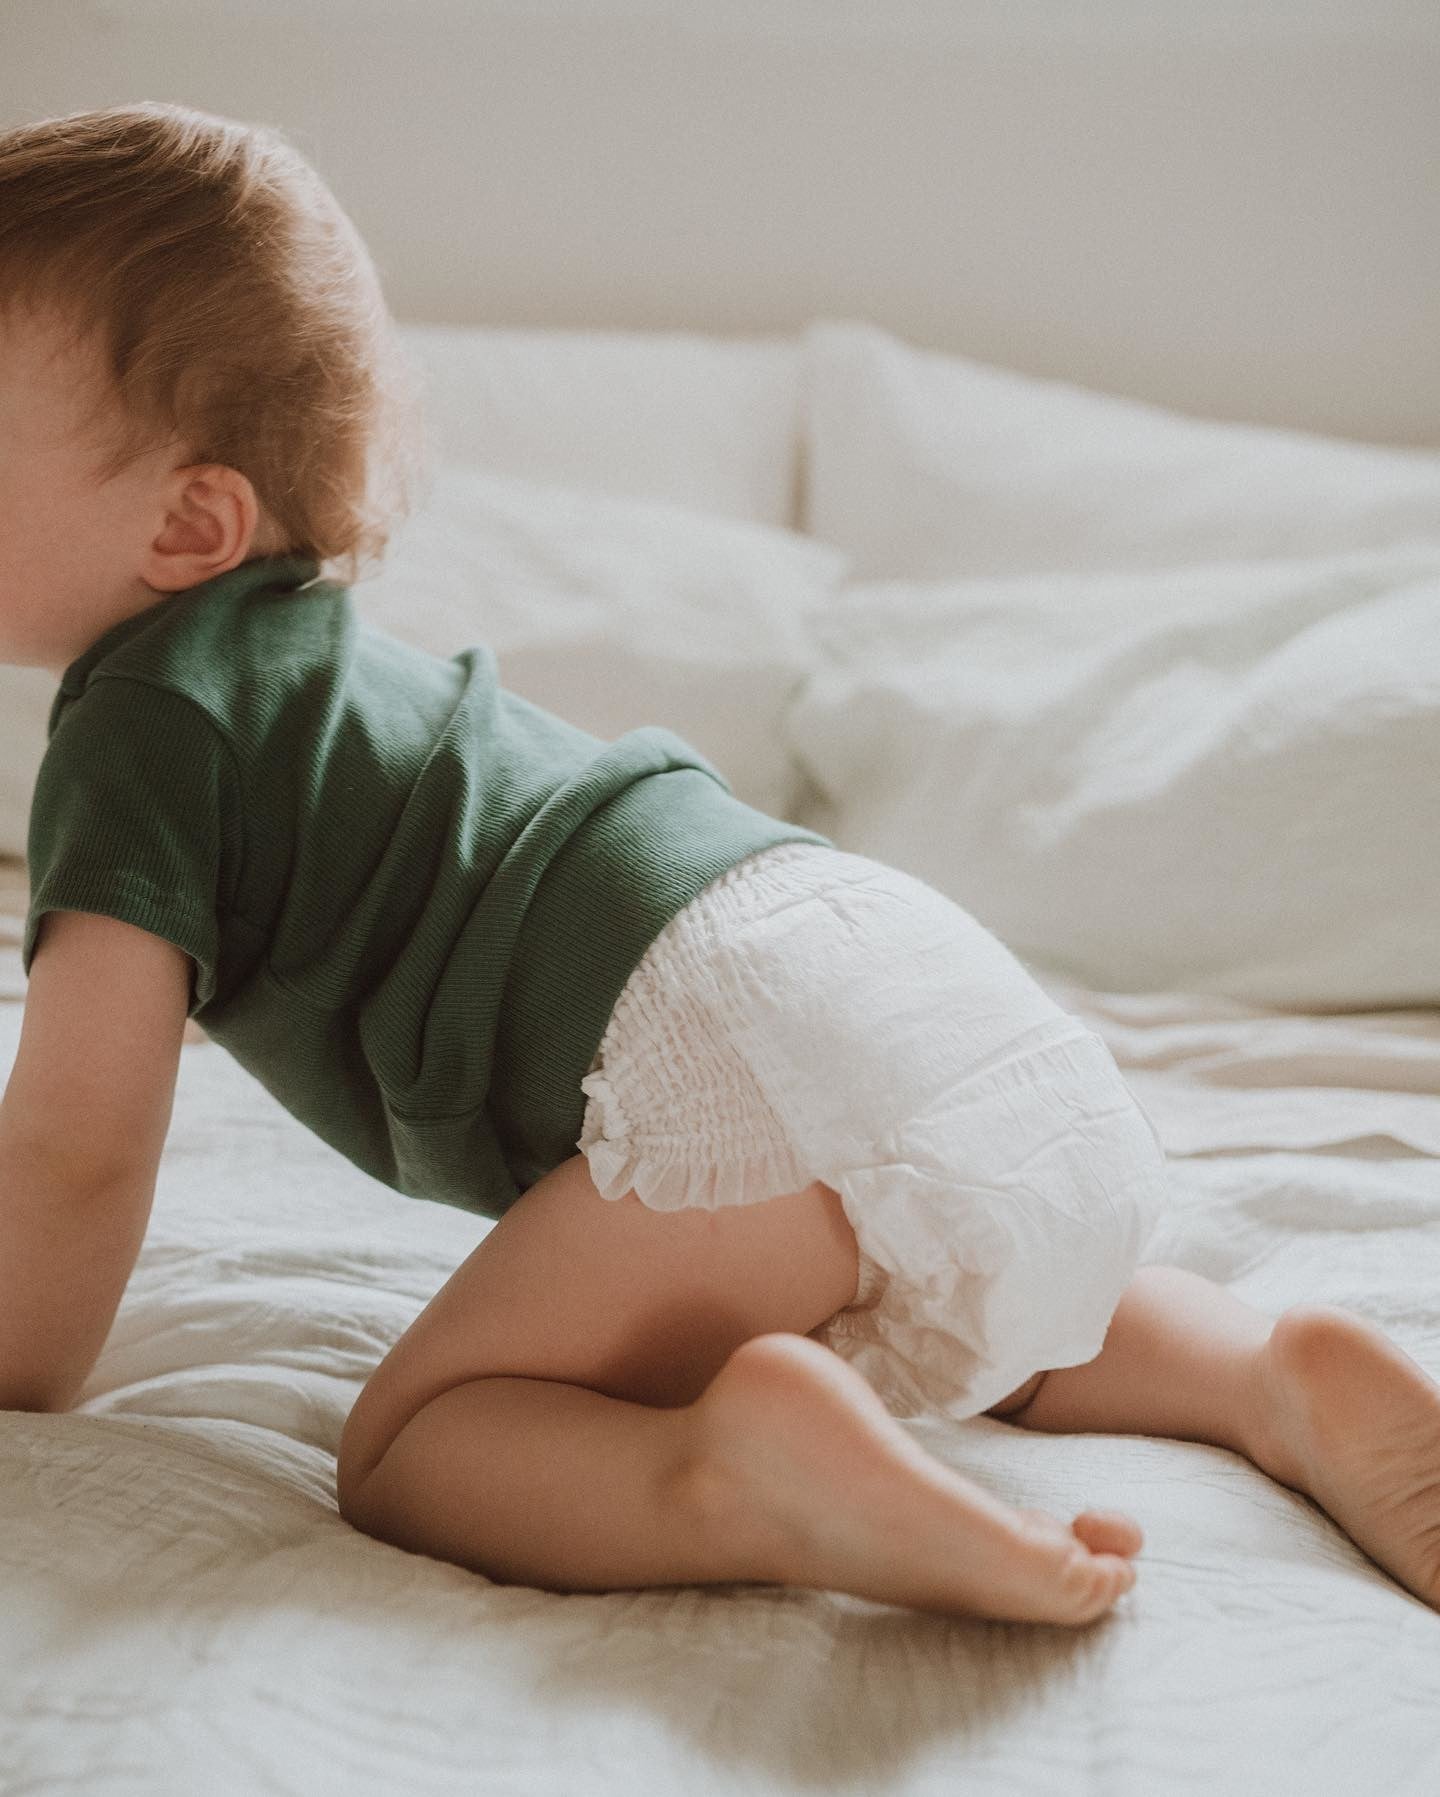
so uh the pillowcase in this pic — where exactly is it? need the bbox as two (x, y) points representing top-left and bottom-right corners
(351, 461), (847, 824)
(802, 319), (1440, 580)
(396, 323), (801, 528)
(783, 544), (1440, 1008)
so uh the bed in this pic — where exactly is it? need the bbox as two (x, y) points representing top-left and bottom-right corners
(4, 5), (1440, 1793)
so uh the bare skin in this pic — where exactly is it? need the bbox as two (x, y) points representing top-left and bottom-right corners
(680, 1332), (1143, 1624)
(338, 1159), (1440, 1625)
(682, 1297), (1440, 1623)
(1248, 1305), (1440, 1604)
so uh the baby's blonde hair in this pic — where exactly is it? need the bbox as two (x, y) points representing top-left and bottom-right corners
(0, 101), (430, 586)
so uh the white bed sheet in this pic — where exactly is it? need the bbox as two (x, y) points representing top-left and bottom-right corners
(3, 856), (1440, 1794)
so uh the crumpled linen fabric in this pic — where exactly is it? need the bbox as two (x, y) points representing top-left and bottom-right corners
(578, 841), (1169, 1420)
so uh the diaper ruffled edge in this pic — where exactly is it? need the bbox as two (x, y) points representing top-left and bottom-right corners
(577, 1063), (818, 1213)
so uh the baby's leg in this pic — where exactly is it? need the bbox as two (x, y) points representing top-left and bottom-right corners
(336, 1152), (1140, 1625)
(995, 1265), (1440, 1612)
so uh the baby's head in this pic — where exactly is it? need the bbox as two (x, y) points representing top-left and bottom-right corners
(0, 101), (429, 672)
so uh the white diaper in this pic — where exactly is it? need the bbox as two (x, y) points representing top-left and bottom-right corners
(577, 841), (1169, 1421)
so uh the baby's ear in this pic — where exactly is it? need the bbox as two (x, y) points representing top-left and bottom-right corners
(141, 462), (264, 591)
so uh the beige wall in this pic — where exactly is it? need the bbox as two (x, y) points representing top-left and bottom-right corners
(3, 0), (1437, 445)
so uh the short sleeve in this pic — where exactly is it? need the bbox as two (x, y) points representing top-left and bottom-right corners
(23, 677), (240, 1012)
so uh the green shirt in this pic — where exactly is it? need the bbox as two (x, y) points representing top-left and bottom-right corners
(23, 554), (831, 1219)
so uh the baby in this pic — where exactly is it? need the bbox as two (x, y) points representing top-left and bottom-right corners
(4, 101), (1440, 1629)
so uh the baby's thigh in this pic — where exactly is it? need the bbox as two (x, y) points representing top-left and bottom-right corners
(337, 1153), (861, 1492)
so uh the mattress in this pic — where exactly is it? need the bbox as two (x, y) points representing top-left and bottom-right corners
(4, 851), (1439, 1794)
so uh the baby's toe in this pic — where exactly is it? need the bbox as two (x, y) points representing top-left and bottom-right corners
(1016, 1506), (1143, 1560)
(1012, 1510), (1140, 1624)
(1071, 1509), (1144, 1559)
(1076, 1552), (1138, 1618)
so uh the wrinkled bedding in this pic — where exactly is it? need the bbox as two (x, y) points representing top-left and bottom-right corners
(4, 853), (1439, 1794)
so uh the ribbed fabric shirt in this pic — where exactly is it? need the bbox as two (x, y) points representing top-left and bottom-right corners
(23, 554), (832, 1219)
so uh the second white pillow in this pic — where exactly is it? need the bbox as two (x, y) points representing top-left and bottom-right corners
(803, 319), (1440, 580)
(784, 544), (1440, 1008)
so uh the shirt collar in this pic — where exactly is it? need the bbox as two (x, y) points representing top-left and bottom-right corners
(57, 553), (323, 698)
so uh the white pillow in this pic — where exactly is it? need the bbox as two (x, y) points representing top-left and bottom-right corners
(783, 544), (1440, 1008)
(396, 323), (801, 528)
(352, 461), (847, 824)
(803, 319), (1440, 579)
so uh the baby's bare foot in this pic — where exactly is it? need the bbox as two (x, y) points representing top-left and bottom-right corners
(683, 1332), (1142, 1626)
(1250, 1305), (1440, 1608)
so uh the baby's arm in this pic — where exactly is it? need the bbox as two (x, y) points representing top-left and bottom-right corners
(0, 911), (190, 1413)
